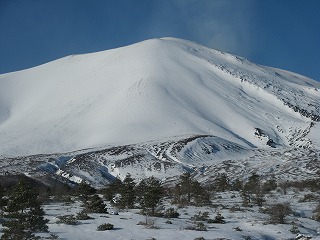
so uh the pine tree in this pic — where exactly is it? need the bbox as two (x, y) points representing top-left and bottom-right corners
(176, 172), (193, 204)
(137, 176), (163, 216)
(213, 173), (230, 192)
(267, 203), (292, 224)
(119, 174), (136, 209)
(0, 184), (6, 210)
(103, 177), (123, 202)
(6, 180), (38, 214)
(241, 172), (265, 207)
(1, 179), (48, 240)
(1, 218), (36, 240)
(173, 172), (210, 206)
(84, 194), (107, 213)
(27, 205), (50, 232)
(263, 175), (277, 193)
(77, 181), (96, 201)
(231, 178), (243, 191)
(191, 180), (211, 206)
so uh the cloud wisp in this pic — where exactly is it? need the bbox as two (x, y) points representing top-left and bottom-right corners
(145, 0), (256, 57)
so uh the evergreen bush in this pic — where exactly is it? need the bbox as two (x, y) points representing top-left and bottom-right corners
(76, 210), (94, 220)
(312, 203), (320, 221)
(163, 208), (179, 218)
(1, 180), (49, 240)
(97, 223), (114, 231)
(191, 211), (209, 221)
(267, 203), (292, 224)
(119, 174), (136, 209)
(136, 176), (163, 216)
(56, 215), (79, 225)
(84, 194), (107, 213)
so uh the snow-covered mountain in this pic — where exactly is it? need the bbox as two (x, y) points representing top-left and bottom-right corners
(0, 38), (319, 185)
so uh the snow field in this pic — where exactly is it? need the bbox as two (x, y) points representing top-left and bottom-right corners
(0, 38), (319, 157)
(0, 189), (316, 240)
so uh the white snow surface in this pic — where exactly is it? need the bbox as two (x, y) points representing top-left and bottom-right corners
(0, 37), (319, 157)
(2, 190), (319, 240)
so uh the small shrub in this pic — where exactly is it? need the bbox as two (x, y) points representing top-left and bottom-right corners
(194, 237), (206, 240)
(312, 212), (320, 221)
(137, 218), (159, 229)
(290, 224), (300, 234)
(46, 234), (59, 240)
(267, 203), (292, 224)
(229, 205), (241, 212)
(97, 223), (114, 231)
(139, 208), (163, 218)
(312, 203), (320, 221)
(56, 215), (79, 225)
(210, 213), (226, 224)
(298, 194), (318, 202)
(76, 210), (94, 220)
(185, 225), (196, 230)
(195, 222), (207, 231)
(233, 226), (242, 231)
(165, 220), (172, 224)
(243, 236), (252, 240)
(163, 208), (179, 218)
(191, 211), (209, 221)
(259, 206), (269, 214)
(206, 218), (215, 223)
(263, 179), (277, 192)
(185, 222), (207, 231)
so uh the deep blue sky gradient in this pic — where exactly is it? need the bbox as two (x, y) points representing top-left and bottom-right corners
(0, 0), (319, 81)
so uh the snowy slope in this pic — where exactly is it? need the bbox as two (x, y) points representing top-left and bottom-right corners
(0, 37), (319, 158)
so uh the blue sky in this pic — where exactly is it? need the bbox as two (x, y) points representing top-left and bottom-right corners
(0, 0), (319, 81)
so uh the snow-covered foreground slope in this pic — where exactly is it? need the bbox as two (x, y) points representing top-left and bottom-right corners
(0, 38), (319, 157)
(43, 196), (320, 240)
(3, 190), (319, 240)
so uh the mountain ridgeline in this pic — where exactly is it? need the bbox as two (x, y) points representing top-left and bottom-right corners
(0, 38), (319, 186)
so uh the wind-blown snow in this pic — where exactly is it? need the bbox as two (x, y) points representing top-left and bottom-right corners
(0, 38), (319, 157)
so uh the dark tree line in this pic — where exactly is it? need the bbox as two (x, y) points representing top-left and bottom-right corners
(0, 180), (49, 240)
(103, 174), (163, 215)
(172, 172), (211, 206)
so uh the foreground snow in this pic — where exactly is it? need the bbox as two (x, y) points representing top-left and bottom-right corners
(1, 189), (318, 240)
(43, 192), (320, 240)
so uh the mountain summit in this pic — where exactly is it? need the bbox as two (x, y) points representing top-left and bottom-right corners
(0, 38), (319, 157)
